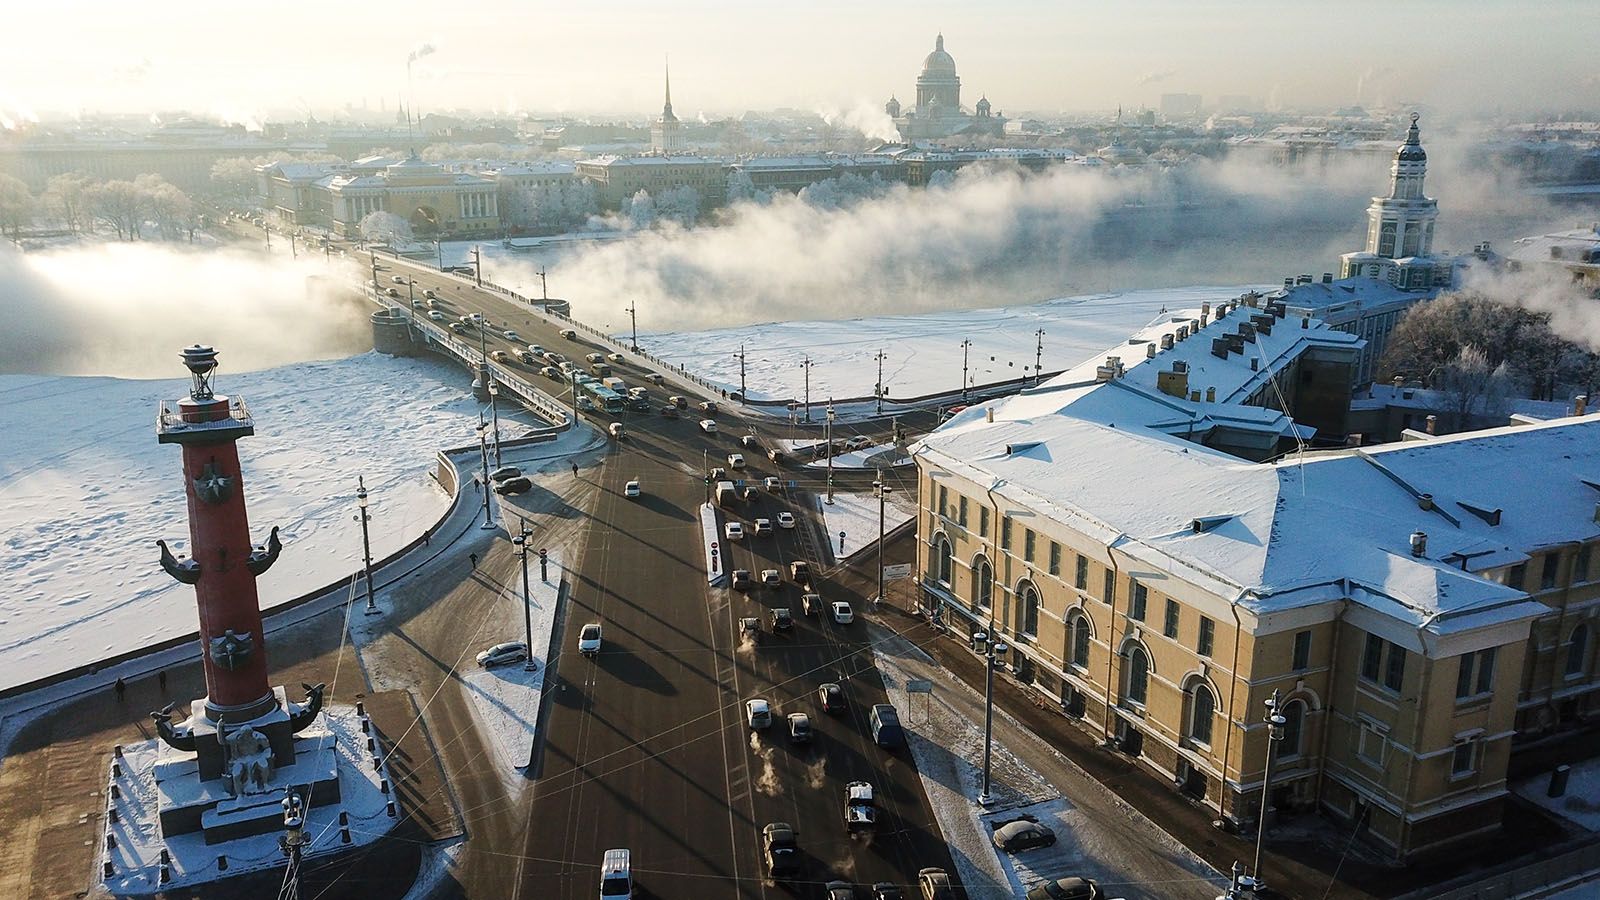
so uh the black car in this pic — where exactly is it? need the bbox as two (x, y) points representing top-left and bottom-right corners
(1025, 877), (1107, 900)
(825, 881), (854, 900)
(762, 822), (800, 877)
(659, 405), (679, 418)
(494, 476), (532, 495)
(871, 884), (904, 900)
(992, 818), (1057, 852)
(818, 682), (847, 713)
(771, 608), (794, 631)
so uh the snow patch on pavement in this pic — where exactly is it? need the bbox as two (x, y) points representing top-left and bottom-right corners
(816, 492), (917, 562)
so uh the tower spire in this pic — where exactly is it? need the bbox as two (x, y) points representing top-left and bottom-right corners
(663, 57), (673, 118)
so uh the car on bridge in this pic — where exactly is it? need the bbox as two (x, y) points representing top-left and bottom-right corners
(586, 352), (604, 363)
(540, 366), (559, 379)
(428, 311), (447, 321)
(526, 344), (545, 355)
(659, 405), (679, 418)
(503, 330), (521, 342)
(490, 350), (510, 363)
(699, 419), (718, 433)
(448, 322), (467, 334)
(777, 511), (796, 529)
(515, 349), (538, 364)
(424, 288), (436, 299)
(762, 823), (800, 878)
(607, 352), (624, 363)
(391, 275), (408, 284)
(699, 401), (718, 414)
(386, 287), (399, 297)
(560, 328), (577, 340)
(669, 395), (688, 409)
(647, 373), (665, 385)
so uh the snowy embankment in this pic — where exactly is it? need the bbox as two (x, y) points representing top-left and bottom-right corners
(632, 285), (1269, 404)
(815, 492), (917, 562)
(0, 352), (540, 695)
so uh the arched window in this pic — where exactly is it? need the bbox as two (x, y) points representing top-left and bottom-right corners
(974, 557), (993, 612)
(1017, 582), (1040, 637)
(1378, 222), (1397, 257)
(1568, 624), (1591, 677)
(1402, 225), (1421, 257)
(935, 536), (953, 586)
(1277, 699), (1306, 760)
(1187, 682), (1215, 746)
(1069, 612), (1091, 668)
(1123, 646), (1150, 706)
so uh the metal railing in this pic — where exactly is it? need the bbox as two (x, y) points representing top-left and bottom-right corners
(156, 397), (254, 432)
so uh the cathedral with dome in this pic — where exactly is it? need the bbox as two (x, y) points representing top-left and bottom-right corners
(886, 34), (1006, 143)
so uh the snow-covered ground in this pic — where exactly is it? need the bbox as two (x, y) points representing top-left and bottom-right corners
(814, 491), (917, 562)
(1514, 756), (1600, 831)
(0, 352), (540, 694)
(632, 285), (1270, 403)
(802, 443), (913, 470)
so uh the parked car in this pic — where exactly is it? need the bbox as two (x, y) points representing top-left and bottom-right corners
(826, 881), (855, 900)
(600, 849), (632, 899)
(490, 465), (521, 482)
(753, 518), (773, 536)
(476, 641), (528, 668)
(762, 823), (800, 878)
(993, 818), (1057, 853)
(577, 623), (603, 657)
(746, 698), (773, 729)
(699, 419), (718, 433)
(772, 607), (794, 631)
(1025, 877), (1108, 900)
(787, 711), (811, 742)
(494, 476), (532, 495)
(624, 479), (641, 498)
(724, 521), (745, 541)
(731, 569), (753, 591)
(777, 511), (796, 529)
(818, 682), (847, 713)
(918, 869), (954, 900)
(846, 435), (874, 450)
(831, 601), (854, 624)
(871, 704), (903, 748)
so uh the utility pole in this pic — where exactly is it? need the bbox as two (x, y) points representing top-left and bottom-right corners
(874, 474), (892, 606)
(961, 339), (972, 401)
(801, 356), (813, 423)
(405, 275), (415, 309)
(477, 413), (494, 529)
(355, 477), (378, 615)
(513, 530), (534, 669)
(626, 300), (639, 351)
(537, 266), (548, 301)
(825, 401), (836, 504)
(875, 349), (886, 416)
(735, 344), (747, 405)
(488, 379), (502, 468)
(1243, 689), (1287, 896)
(472, 245), (482, 287)
(436, 239), (443, 270)
(975, 631), (1008, 806)
(369, 252), (379, 294)
(1034, 328), (1045, 386)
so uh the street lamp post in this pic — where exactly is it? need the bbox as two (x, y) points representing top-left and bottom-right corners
(873, 474), (893, 606)
(355, 476), (379, 615)
(488, 379), (502, 468)
(825, 401), (836, 505)
(801, 356), (813, 423)
(1241, 689), (1287, 896)
(436, 240), (443, 271)
(512, 530), (535, 670)
(477, 415), (494, 529)
(973, 631), (1008, 806)
(961, 339), (972, 402)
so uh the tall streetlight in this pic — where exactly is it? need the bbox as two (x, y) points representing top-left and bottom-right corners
(961, 339), (972, 402)
(873, 474), (893, 607)
(355, 476), (379, 615)
(477, 414), (494, 529)
(512, 530), (535, 670)
(973, 630), (1009, 806)
(825, 400), (837, 505)
(800, 356), (813, 423)
(1241, 689), (1287, 896)
(875, 349), (886, 416)
(488, 378), (502, 468)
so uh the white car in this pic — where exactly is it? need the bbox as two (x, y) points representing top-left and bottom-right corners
(727, 453), (746, 469)
(391, 275), (408, 284)
(577, 623), (603, 657)
(476, 641), (529, 668)
(746, 698), (773, 729)
(764, 477), (781, 492)
(846, 435), (874, 450)
(607, 352), (624, 363)
(503, 330), (521, 342)
(753, 518), (773, 536)
(700, 419), (718, 433)
(624, 479), (641, 498)
(725, 521), (745, 541)
(427, 310), (446, 321)
(586, 352), (605, 363)
(777, 512), (796, 529)
(831, 602), (854, 625)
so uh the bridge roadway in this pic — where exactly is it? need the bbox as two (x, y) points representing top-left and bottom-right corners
(373, 260), (958, 898)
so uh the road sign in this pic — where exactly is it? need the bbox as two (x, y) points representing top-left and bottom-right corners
(883, 563), (913, 580)
(906, 679), (934, 694)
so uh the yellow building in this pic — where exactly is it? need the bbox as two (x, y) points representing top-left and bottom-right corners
(574, 155), (726, 212)
(257, 153), (501, 239)
(913, 293), (1600, 860)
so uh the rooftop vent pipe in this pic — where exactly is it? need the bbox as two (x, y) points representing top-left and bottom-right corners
(986, 407), (994, 423)
(1206, 386), (1216, 402)
(1161, 334), (1175, 350)
(1173, 360), (1188, 374)
(1418, 493), (1435, 511)
(1146, 343), (1157, 359)
(1284, 277), (1295, 289)
(1425, 415), (1437, 435)
(1322, 273), (1334, 283)
(1577, 394), (1589, 416)
(1410, 531), (1427, 557)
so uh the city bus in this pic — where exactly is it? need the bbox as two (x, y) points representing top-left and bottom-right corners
(574, 374), (625, 414)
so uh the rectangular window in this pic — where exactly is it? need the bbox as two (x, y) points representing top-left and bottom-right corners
(1361, 633), (1384, 682)
(1024, 530), (1036, 563)
(1541, 553), (1559, 591)
(1048, 542), (1061, 577)
(1163, 600), (1180, 639)
(937, 485), (948, 518)
(1578, 545), (1593, 583)
(1506, 563), (1526, 589)
(1451, 740), (1478, 777)
(957, 495), (968, 527)
(1292, 631), (1312, 671)
(1384, 643), (1406, 692)
(979, 506), (989, 538)
(1103, 570), (1115, 605)
(1358, 722), (1387, 766)
(1075, 555), (1089, 590)
(1198, 617), (1215, 657)
(1130, 581), (1148, 621)
(1454, 646), (1497, 697)
(1001, 517), (1012, 551)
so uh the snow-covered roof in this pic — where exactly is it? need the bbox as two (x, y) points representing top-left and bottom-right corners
(1506, 228), (1600, 266)
(914, 302), (1596, 635)
(1352, 383), (1580, 421)
(483, 162), (576, 177)
(1269, 278), (1429, 320)
(576, 154), (725, 167)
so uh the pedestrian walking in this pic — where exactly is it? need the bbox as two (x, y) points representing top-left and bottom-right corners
(470, 552), (478, 569)
(114, 677), (126, 702)
(571, 462), (579, 478)
(422, 531), (430, 547)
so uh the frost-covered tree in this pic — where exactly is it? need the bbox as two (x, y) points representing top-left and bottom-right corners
(359, 210), (414, 245)
(136, 174), (195, 241)
(563, 180), (598, 226)
(86, 179), (147, 240)
(533, 184), (566, 231)
(725, 170), (756, 205)
(654, 186), (701, 227)
(0, 174), (36, 238)
(208, 156), (262, 202)
(624, 189), (655, 230)
(1437, 345), (1511, 431)
(44, 173), (91, 233)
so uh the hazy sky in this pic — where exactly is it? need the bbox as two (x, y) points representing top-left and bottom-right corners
(3, 1), (1594, 124)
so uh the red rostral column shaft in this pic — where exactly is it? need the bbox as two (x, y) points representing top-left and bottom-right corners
(179, 397), (273, 715)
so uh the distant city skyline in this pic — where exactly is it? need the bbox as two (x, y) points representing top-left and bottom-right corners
(2, 1), (1594, 126)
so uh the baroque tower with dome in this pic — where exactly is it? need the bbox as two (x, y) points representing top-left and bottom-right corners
(1339, 114), (1454, 289)
(887, 34), (1005, 143)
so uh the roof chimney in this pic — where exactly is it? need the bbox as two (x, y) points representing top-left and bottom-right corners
(1409, 531), (1427, 557)
(1205, 386), (1216, 402)
(1576, 394), (1588, 416)
(1297, 274), (1313, 285)
(1161, 333), (1175, 350)
(1300, 317), (1308, 329)
(1238, 322), (1256, 343)
(1201, 301), (1211, 319)
(1211, 338), (1229, 359)
(1418, 493), (1435, 511)
(1425, 414), (1437, 435)
(1322, 273), (1334, 284)
(1189, 390), (1202, 402)
(986, 407), (994, 423)
(1177, 325), (1189, 340)
(1200, 312), (1208, 328)
(1146, 343), (1157, 359)
(1284, 277), (1295, 289)
(1250, 358), (1259, 371)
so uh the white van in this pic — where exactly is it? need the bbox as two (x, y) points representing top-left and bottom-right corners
(600, 848), (632, 898)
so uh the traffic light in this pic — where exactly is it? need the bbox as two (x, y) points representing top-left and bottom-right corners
(704, 475), (712, 485)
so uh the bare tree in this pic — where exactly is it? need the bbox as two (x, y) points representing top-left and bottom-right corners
(44, 174), (91, 233)
(86, 179), (147, 240)
(0, 174), (34, 239)
(359, 210), (413, 246)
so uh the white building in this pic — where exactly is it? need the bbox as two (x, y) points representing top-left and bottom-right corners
(650, 64), (685, 155)
(1340, 114), (1455, 290)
